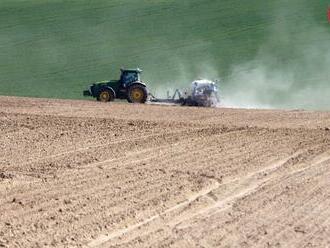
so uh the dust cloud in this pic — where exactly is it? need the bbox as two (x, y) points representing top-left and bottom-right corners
(222, 1), (330, 110)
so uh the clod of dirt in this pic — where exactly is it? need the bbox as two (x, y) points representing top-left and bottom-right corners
(294, 226), (306, 234)
(11, 198), (23, 205)
(0, 172), (13, 179)
(64, 199), (72, 205)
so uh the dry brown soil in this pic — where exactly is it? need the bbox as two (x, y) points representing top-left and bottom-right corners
(1, 96), (330, 248)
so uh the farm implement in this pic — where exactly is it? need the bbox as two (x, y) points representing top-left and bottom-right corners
(149, 80), (220, 107)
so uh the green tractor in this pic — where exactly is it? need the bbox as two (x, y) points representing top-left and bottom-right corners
(83, 68), (148, 103)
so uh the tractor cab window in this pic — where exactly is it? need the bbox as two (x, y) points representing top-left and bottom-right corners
(121, 72), (140, 85)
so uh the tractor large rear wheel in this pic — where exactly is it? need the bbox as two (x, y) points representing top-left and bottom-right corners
(127, 85), (148, 103)
(97, 89), (115, 102)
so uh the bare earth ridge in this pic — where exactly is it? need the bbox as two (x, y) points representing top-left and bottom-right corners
(0, 96), (330, 248)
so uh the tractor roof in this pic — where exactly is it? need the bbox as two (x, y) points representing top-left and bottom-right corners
(120, 68), (142, 73)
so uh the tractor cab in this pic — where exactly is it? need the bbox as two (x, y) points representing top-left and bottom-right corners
(120, 68), (142, 87)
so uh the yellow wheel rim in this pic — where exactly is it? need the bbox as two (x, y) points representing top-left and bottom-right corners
(100, 91), (110, 102)
(131, 88), (144, 102)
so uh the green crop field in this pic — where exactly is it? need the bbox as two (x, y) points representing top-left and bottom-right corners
(0, 0), (329, 109)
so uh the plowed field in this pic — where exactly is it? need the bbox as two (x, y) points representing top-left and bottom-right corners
(1, 96), (330, 248)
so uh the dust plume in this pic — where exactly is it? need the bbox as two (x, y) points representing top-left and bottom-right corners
(222, 1), (330, 110)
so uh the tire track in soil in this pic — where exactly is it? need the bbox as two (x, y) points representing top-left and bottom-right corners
(1, 127), (282, 247)
(184, 151), (330, 248)
(1, 127), (249, 230)
(87, 180), (220, 247)
(1, 127), (240, 239)
(250, 156), (330, 248)
(0, 134), (318, 242)
(1, 130), (282, 232)
(3, 124), (248, 190)
(93, 150), (330, 247)
(5, 128), (193, 169)
(1, 127), (219, 194)
(86, 152), (303, 247)
(1, 123), (240, 177)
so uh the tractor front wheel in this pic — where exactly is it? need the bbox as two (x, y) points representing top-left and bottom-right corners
(97, 89), (115, 102)
(127, 85), (148, 103)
